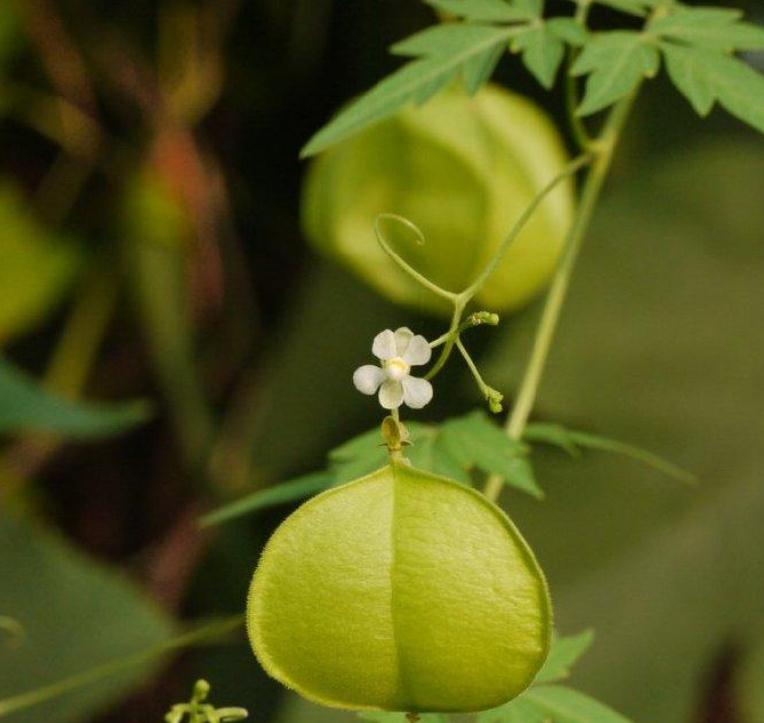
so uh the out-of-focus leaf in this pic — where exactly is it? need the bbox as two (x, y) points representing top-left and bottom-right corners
(0, 514), (176, 723)
(524, 422), (695, 483)
(199, 472), (333, 528)
(535, 629), (595, 684)
(478, 684), (633, 722)
(521, 685), (632, 721)
(0, 358), (151, 438)
(0, 182), (82, 344)
(482, 140), (764, 722)
(302, 24), (516, 156)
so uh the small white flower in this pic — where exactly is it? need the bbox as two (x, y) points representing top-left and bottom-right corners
(353, 327), (433, 410)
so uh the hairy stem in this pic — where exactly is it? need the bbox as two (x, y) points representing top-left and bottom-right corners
(483, 91), (638, 503)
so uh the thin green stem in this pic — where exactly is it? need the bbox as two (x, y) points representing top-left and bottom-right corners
(429, 311), (499, 348)
(374, 214), (458, 301)
(483, 90), (639, 503)
(565, 1), (593, 151)
(0, 615), (244, 718)
(456, 336), (500, 408)
(424, 301), (464, 381)
(458, 154), (592, 304)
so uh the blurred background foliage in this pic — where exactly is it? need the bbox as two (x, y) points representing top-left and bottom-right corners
(0, 1), (763, 723)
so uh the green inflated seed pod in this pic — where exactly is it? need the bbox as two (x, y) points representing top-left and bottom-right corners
(301, 84), (574, 316)
(246, 462), (552, 713)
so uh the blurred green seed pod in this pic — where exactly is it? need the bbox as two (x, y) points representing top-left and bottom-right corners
(301, 84), (574, 316)
(247, 462), (552, 713)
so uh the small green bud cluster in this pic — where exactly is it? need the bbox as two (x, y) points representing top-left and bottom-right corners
(164, 679), (248, 723)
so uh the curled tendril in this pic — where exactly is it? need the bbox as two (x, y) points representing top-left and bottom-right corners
(373, 213), (458, 301)
(373, 154), (592, 412)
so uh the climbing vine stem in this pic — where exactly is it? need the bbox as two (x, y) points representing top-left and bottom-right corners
(483, 89), (640, 503)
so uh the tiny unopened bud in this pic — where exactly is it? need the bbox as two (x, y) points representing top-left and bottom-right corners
(192, 679), (211, 702)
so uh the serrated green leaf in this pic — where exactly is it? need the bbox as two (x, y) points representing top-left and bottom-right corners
(426, 0), (534, 22)
(523, 422), (695, 483)
(199, 472), (333, 527)
(571, 31), (659, 115)
(331, 421), (473, 485)
(547, 17), (589, 47)
(521, 685), (633, 722)
(440, 411), (543, 498)
(463, 42), (506, 93)
(406, 428), (473, 484)
(390, 23), (511, 58)
(302, 24), (515, 157)
(649, 7), (764, 52)
(661, 42), (714, 115)
(329, 425), (394, 483)
(0, 358), (151, 438)
(535, 630), (595, 683)
(688, 50), (764, 134)
(512, 25), (565, 89)
(659, 44), (764, 134)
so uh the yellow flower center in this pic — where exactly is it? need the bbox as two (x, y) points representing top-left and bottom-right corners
(384, 357), (410, 381)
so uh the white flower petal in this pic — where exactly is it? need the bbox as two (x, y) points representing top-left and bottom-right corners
(394, 327), (413, 356)
(402, 376), (433, 409)
(372, 329), (397, 360)
(353, 365), (384, 395)
(402, 334), (432, 366)
(378, 379), (404, 409)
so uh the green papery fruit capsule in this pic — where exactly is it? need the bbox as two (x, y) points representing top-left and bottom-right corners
(246, 462), (552, 713)
(301, 84), (574, 316)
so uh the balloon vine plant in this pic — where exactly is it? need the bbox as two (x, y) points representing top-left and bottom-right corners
(229, 0), (764, 721)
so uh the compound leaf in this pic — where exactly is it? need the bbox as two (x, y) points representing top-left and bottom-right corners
(649, 6), (764, 52)
(660, 44), (764, 134)
(571, 31), (660, 115)
(512, 25), (565, 89)
(199, 472), (333, 527)
(661, 43), (715, 115)
(0, 358), (151, 438)
(440, 411), (542, 498)
(302, 24), (515, 156)
(0, 514), (176, 723)
(522, 685), (633, 722)
(523, 422), (695, 483)
(426, 0), (535, 22)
